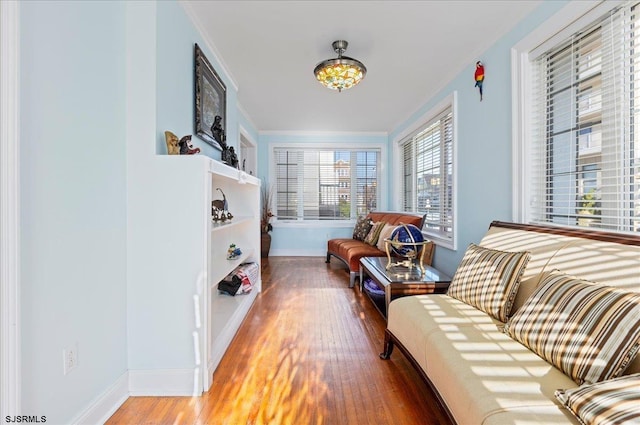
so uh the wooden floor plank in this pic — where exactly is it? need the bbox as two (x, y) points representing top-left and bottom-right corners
(106, 257), (449, 424)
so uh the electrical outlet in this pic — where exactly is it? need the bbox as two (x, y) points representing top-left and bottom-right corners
(63, 344), (78, 375)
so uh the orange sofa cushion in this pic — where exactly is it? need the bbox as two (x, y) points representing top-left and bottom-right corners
(327, 212), (428, 273)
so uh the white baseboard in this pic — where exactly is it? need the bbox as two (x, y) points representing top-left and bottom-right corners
(270, 249), (325, 257)
(68, 368), (203, 424)
(71, 372), (129, 425)
(128, 368), (196, 396)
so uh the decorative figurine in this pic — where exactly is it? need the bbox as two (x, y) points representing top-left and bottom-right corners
(164, 131), (180, 155)
(228, 146), (239, 169)
(211, 115), (230, 162)
(227, 244), (242, 260)
(212, 188), (228, 211)
(384, 224), (430, 273)
(474, 61), (485, 101)
(211, 115), (226, 146)
(179, 135), (200, 155)
(212, 188), (232, 223)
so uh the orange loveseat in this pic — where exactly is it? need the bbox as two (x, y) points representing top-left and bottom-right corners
(326, 212), (432, 287)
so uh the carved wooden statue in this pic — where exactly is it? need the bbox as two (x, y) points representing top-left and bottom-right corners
(228, 146), (239, 169)
(211, 115), (229, 161)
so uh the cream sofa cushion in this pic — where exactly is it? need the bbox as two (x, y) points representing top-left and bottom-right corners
(387, 294), (499, 373)
(482, 405), (579, 425)
(388, 294), (580, 425)
(420, 304), (578, 425)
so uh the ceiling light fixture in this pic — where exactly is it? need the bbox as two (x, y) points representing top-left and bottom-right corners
(314, 40), (367, 92)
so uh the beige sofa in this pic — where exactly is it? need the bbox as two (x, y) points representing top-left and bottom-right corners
(382, 221), (640, 425)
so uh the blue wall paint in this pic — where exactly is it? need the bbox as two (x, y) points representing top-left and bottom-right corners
(15, 0), (576, 420)
(20, 1), (127, 422)
(389, 0), (569, 276)
(156, 1), (245, 159)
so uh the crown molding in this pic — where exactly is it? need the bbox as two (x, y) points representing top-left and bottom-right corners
(178, 0), (239, 92)
(259, 130), (388, 137)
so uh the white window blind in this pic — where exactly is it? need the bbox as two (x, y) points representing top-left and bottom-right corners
(531, 1), (640, 233)
(401, 107), (455, 243)
(274, 148), (379, 220)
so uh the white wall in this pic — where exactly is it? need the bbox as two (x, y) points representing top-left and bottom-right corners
(20, 1), (128, 423)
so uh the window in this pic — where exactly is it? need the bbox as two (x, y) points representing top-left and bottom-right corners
(528, 2), (640, 233)
(273, 148), (380, 220)
(400, 94), (456, 248)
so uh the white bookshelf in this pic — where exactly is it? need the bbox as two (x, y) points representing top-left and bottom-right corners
(129, 155), (260, 394)
(204, 158), (261, 391)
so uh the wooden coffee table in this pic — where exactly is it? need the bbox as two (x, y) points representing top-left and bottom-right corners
(360, 256), (451, 318)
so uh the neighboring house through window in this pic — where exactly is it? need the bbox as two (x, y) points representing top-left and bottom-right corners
(514, 1), (640, 234)
(272, 147), (380, 221)
(398, 92), (457, 249)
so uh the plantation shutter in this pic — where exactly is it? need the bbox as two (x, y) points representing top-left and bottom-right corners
(531, 2), (640, 233)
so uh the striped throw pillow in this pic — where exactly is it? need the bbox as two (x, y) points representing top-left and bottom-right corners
(364, 221), (386, 246)
(376, 223), (396, 251)
(555, 373), (640, 425)
(447, 243), (530, 322)
(505, 273), (640, 385)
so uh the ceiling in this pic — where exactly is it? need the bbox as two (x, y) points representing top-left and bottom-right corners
(182, 1), (542, 134)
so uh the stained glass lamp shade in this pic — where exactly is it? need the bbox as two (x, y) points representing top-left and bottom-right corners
(314, 40), (367, 92)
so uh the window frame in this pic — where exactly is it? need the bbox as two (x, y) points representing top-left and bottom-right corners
(393, 92), (458, 250)
(511, 1), (624, 228)
(268, 141), (387, 228)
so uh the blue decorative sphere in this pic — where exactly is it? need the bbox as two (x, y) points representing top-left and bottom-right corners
(390, 224), (425, 258)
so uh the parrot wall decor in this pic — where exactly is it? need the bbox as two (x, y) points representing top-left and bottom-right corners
(474, 61), (485, 101)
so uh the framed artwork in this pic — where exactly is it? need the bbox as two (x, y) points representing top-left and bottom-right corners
(194, 43), (226, 150)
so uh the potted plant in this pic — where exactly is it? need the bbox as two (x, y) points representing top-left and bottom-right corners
(260, 184), (274, 257)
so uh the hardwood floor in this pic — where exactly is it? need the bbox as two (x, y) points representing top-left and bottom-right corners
(106, 257), (450, 425)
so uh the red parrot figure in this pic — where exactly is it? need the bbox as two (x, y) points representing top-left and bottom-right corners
(474, 61), (485, 101)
